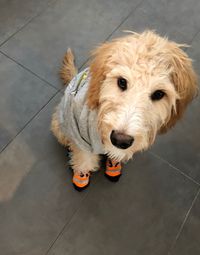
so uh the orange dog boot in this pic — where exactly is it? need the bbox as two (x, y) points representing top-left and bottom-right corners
(105, 159), (122, 182)
(72, 172), (90, 191)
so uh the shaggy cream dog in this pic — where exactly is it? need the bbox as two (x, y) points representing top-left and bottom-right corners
(51, 30), (198, 190)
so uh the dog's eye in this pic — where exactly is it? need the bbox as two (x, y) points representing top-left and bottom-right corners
(117, 77), (127, 91)
(151, 90), (165, 101)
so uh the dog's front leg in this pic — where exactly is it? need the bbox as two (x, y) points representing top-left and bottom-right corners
(69, 142), (100, 190)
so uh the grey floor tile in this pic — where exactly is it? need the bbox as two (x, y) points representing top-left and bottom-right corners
(0, 0), (142, 88)
(47, 153), (199, 255)
(151, 32), (200, 183)
(187, 31), (200, 75)
(109, 0), (200, 43)
(0, 52), (56, 152)
(0, 93), (94, 255)
(146, 0), (200, 42)
(171, 191), (200, 255)
(0, 0), (55, 45)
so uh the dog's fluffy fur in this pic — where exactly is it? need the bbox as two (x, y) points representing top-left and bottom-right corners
(52, 30), (198, 175)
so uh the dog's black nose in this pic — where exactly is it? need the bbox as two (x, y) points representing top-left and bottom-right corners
(110, 130), (134, 149)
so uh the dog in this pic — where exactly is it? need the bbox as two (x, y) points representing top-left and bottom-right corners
(51, 30), (198, 190)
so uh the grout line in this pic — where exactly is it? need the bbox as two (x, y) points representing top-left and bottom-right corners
(0, 0), (58, 48)
(45, 192), (89, 255)
(188, 29), (200, 46)
(104, 0), (145, 41)
(79, 0), (145, 70)
(149, 151), (200, 187)
(45, 174), (100, 255)
(150, 151), (200, 186)
(0, 50), (59, 91)
(79, 58), (90, 71)
(0, 90), (61, 154)
(0, 16), (37, 48)
(167, 188), (200, 255)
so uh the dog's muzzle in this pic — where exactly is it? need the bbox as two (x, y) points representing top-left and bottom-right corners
(110, 130), (134, 149)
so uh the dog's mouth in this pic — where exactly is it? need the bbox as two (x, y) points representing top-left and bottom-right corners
(110, 130), (134, 150)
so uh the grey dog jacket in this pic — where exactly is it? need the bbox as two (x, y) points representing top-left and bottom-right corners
(56, 68), (104, 154)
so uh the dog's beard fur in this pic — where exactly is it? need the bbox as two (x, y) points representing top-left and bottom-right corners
(97, 66), (178, 162)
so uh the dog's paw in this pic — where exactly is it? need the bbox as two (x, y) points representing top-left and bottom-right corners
(105, 159), (122, 182)
(72, 172), (90, 191)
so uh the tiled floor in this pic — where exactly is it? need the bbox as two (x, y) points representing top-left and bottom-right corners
(0, 0), (200, 254)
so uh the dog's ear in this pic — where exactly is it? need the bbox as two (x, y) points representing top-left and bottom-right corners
(159, 43), (198, 133)
(87, 42), (113, 109)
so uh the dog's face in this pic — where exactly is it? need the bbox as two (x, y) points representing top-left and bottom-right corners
(87, 31), (198, 161)
(97, 62), (178, 161)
